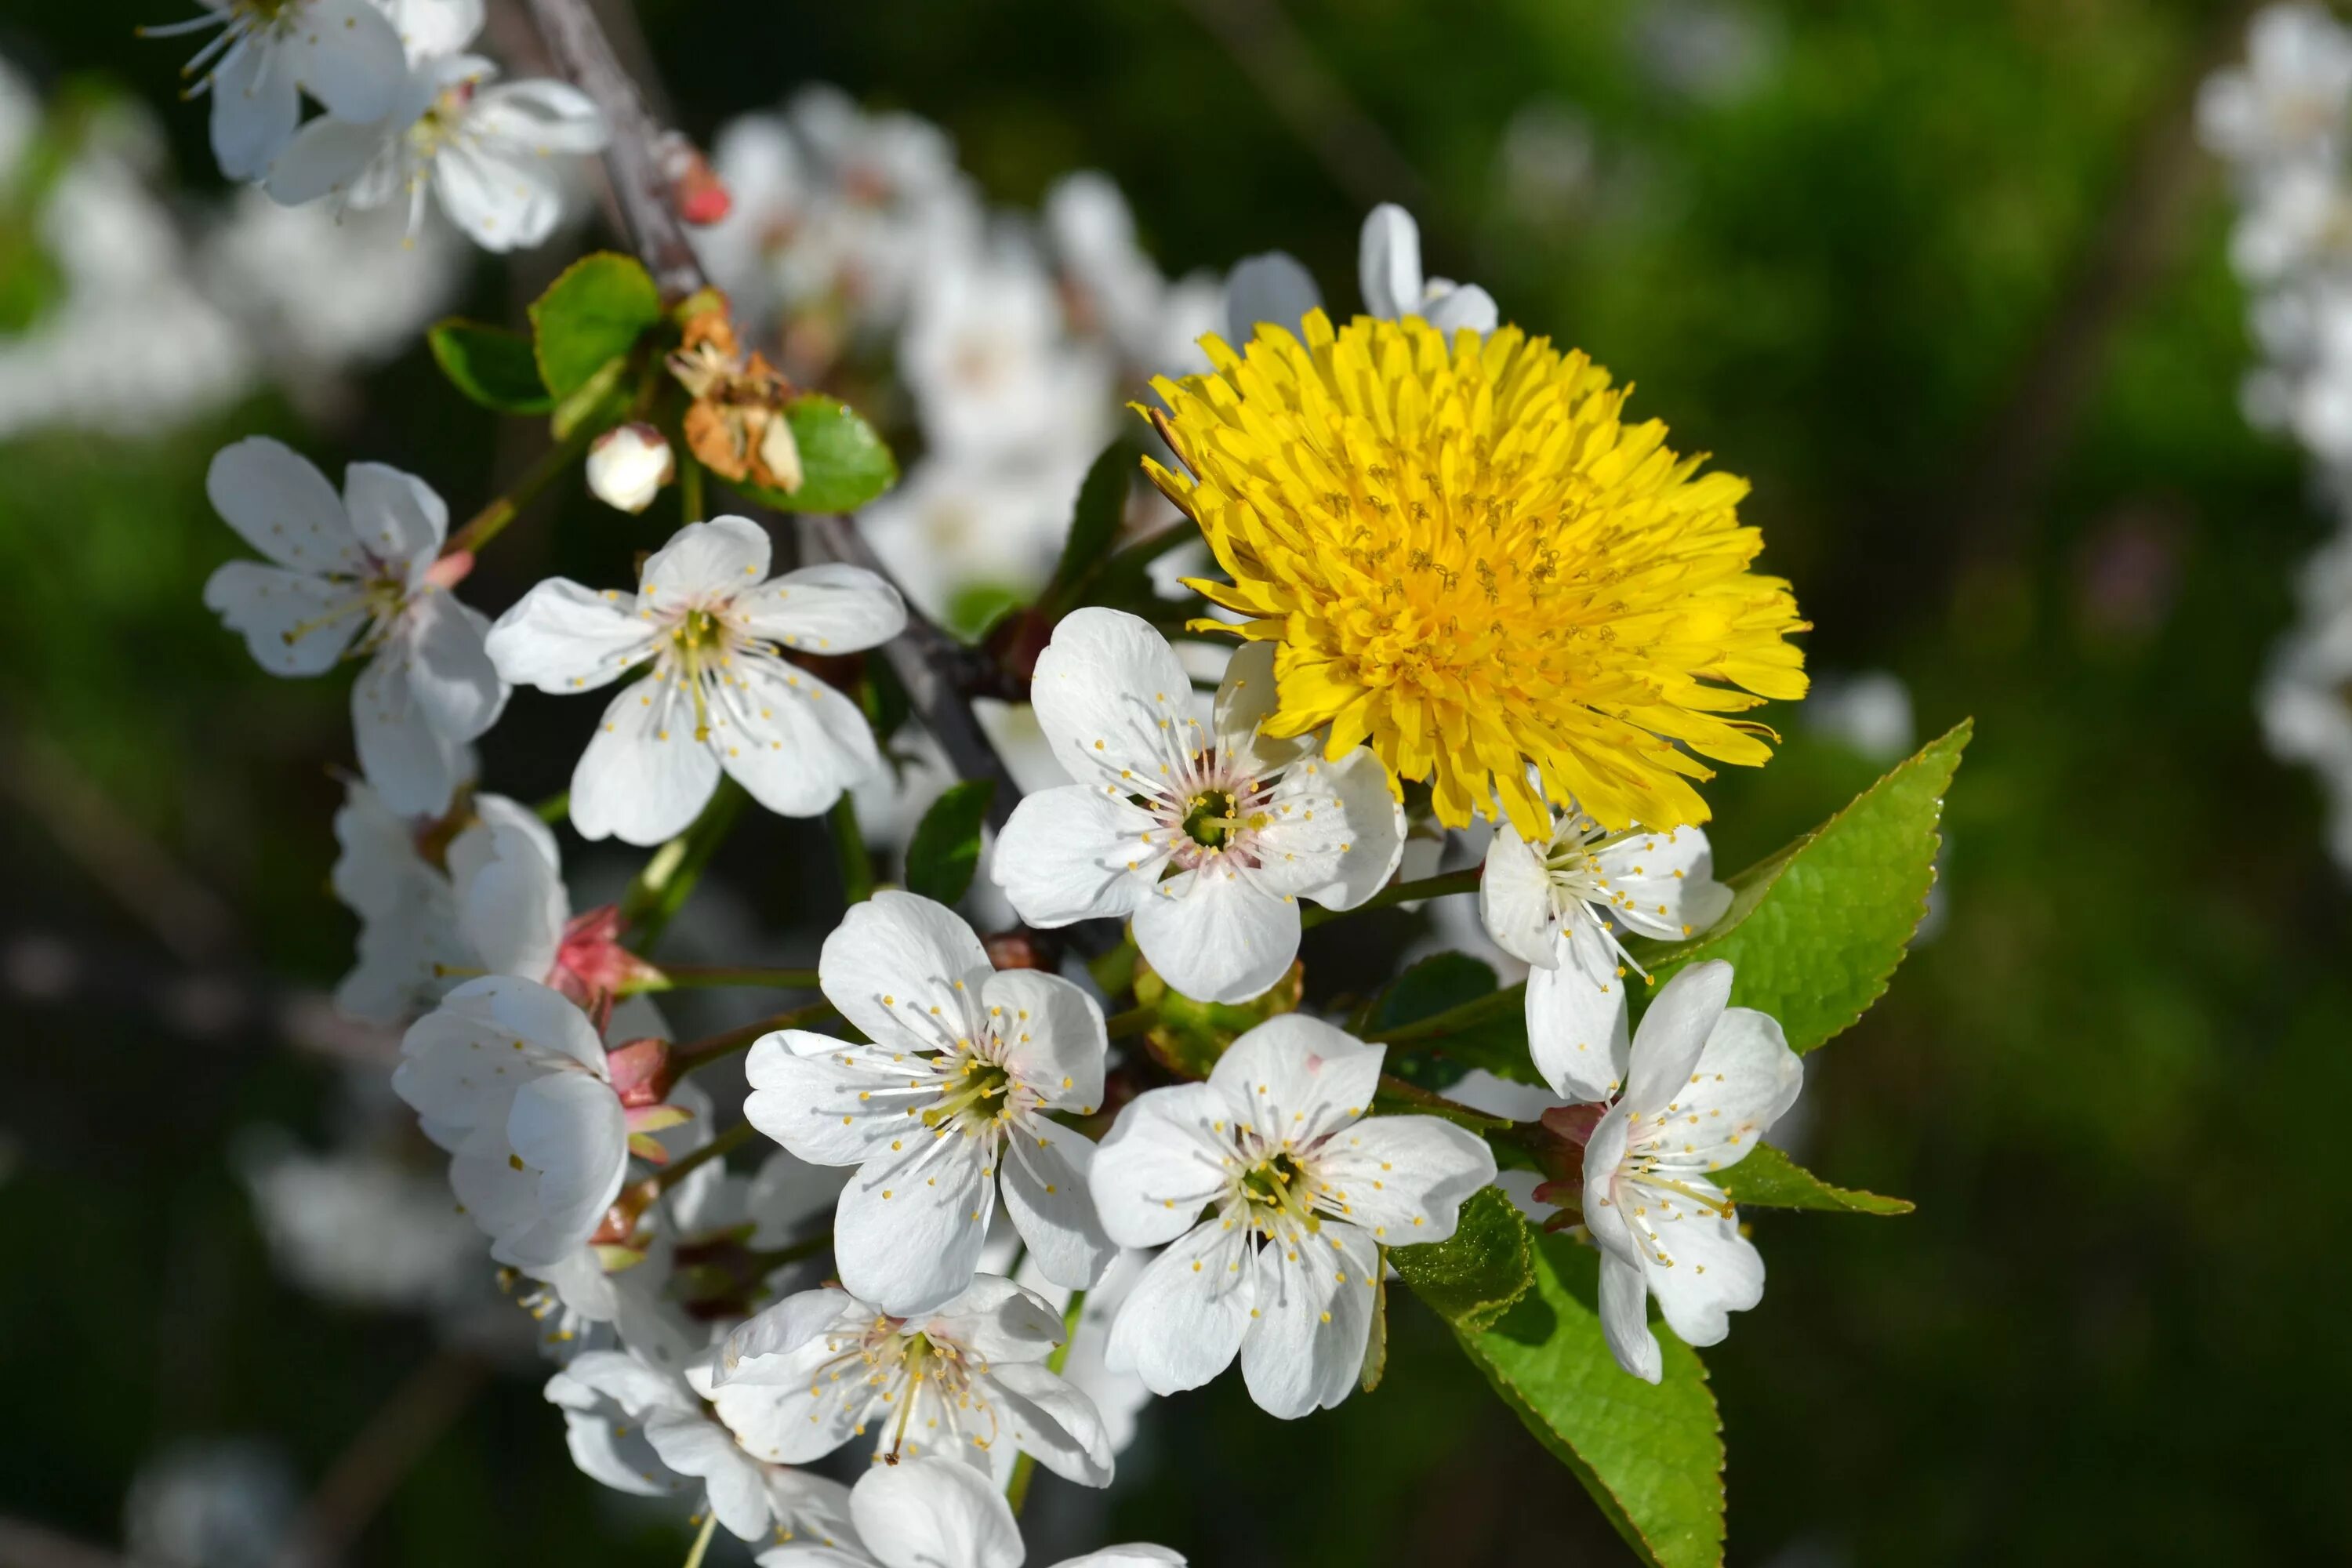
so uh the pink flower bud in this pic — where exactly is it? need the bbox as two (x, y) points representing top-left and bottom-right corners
(606, 1037), (674, 1109)
(586, 423), (676, 514)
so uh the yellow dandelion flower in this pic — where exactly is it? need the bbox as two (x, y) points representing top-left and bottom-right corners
(1142, 308), (1809, 837)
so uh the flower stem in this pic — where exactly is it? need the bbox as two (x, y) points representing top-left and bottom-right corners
(742, 1229), (834, 1272)
(445, 426), (592, 558)
(1006, 1288), (1086, 1515)
(678, 447), (705, 524)
(621, 779), (747, 953)
(1105, 1005), (1155, 1040)
(670, 999), (839, 1079)
(1301, 866), (1481, 929)
(680, 1510), (718, 1568)
(652, 1118), (754, 1193)
(1363, 982), (1526, 1048)
(624, 964), (822, 995)
(831, 793), (874, 904)
(533, 789), (569, 824)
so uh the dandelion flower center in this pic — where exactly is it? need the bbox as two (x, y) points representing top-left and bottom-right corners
(1144, 309), (1809, 835)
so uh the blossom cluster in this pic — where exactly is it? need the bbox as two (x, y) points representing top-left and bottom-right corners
(2203, 5), (2352, 869)
(141, 0), (606, 250)
(172, 23), (1843, 1547)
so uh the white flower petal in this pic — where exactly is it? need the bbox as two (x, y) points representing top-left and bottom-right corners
(1622, 960), (1733, 1116)
(341, 459), (447, 569)
(1222, 249), (1321, 344)
(285, 0), (407, 124)
(833, 1134), (995, 1316)
(485, 578), (657, 693)
(1208, 1014), (1382, 1147)
(1252, 745), (1403, 910)
(1130, 864), (1299, 1005)
(210, 41), (301, 181)
(1001, 1127), (1113, 1292)
(1595, 825), (1732, 942)
(507, 1070), (627, 1247)
(352, 647), (470, 818)
(848, 1460), (1025, 1568)
(1029, 608), (1198, 784)
(1312, 1115), (1496, 1242)
(469, 76), (608, 154)
(1525, 932), (1630, 1104)
(1640, 1210), (1764, 1351)
(992, 786), (1163, 927)
(1211, 641), (1313, 774)
(1103, 1217), (1254, 1396)
(987, 1359), (1113, 1486)
(265, 111), (394, 208)
(568, 673), (720, 845)
(714, 656), (880, 819)
(1089, 1083), (1232, 1250)
(398, 593), (507, 741)
(644, 515), (772, 601)
(737, 562), (907, 654)
(818, 891), (993, 1053)
(1240, 1221), (1377, 1417)
(207, 436), (362, 573)
(1421, 283), (1498, 337)
(202, 562), (366, 675)
(982, 969), (1105, 1109)
(1598, 1250), (1663, 1383)
(743, 1032), (935, 1166)
(1356, 203), (1423, 319)
(1479, 820), (1562, 967)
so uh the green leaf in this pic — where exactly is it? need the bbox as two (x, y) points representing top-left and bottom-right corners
(1455, 1231), (1725, 1568)
(426, 319), (554, 413)
(903, 780), (995, 905)
(1716, 1142), (1913, 1215)
(1041, 438), (1138, 612)
(1628, 719), (1972, 1054)
(1392, 1185), (1535, 1332)
(529, 251), (662, 400)
(726, 395), (899, 514)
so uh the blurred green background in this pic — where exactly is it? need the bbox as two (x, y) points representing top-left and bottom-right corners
(5, 0), (2346, 1563)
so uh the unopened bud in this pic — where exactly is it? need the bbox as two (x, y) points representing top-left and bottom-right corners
(586, 423), (676, 514)
(607, 1036), (675, 1108)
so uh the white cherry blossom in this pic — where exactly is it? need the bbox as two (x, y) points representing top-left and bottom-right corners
(555, 1348), (861, 1549)
(1581, 960), (1802, 1383)
(1479, 808), (1732, 1103)
(391, 975), (633, 1269)
(743, 892), (1114, 1315)
(713, 1274), (1112, 1486)
(761, 1459), (1182, 1568)
(140, 0), (405, 180)
(201, 437), (505, 818)
(993, 610), (1403, 1004)
(264, 52), (604, 251)
(1091, 1014), (1495, 1418)
(485, 515), (906, 846)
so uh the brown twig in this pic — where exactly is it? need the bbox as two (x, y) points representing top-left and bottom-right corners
(801, 517), (1024, 835)
(271, 1349), (490, 1568)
